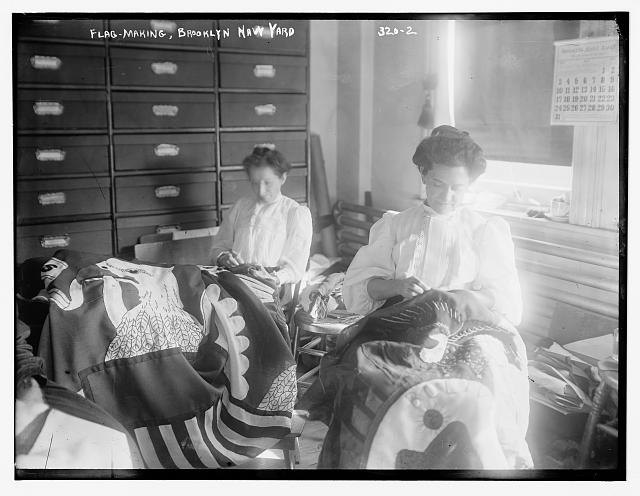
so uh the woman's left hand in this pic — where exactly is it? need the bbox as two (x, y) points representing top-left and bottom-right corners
(447, 289), (499, 324)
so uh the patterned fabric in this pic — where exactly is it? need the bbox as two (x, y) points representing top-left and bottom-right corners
(298, 289), (533, 470)
(36, 250), (297, 469)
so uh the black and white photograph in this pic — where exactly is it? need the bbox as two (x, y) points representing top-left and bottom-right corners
(7, 4), (631, 485)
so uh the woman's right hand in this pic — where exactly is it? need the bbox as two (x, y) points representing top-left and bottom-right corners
(392, 276), (431, 299)
(217, 250), (244, 268)
(367, 276), (430, 302)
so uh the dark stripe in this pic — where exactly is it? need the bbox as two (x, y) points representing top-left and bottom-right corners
(209, 414), (262, 458)
(341, 418), (366, 443)
(15, 408), (51, 455)
(171, 421), (207, 469)
(146, 425), (178, 469)
(196, 412), (234, 468)
(220, 404), (290, 439)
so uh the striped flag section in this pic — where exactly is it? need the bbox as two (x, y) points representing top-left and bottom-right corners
(133, 387), (293, 469)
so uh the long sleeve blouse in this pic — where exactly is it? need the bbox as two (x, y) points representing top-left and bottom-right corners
(210, 194), (313, 285)
(343, 203), (523, 325)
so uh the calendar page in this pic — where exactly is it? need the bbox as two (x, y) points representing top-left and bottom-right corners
(550, 36), (619, 125)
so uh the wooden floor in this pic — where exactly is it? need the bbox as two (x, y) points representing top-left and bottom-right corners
(232, 420), (328, 470)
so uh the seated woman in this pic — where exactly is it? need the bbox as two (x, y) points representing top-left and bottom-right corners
(300, 126), (532, 470)
(343, 125), (522, 326)
(211, 146), (313, 288)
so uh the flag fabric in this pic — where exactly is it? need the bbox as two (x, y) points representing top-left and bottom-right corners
(36, 250), (297, 469)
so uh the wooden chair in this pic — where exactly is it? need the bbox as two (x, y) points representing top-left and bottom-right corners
(272, 409), (308, 469)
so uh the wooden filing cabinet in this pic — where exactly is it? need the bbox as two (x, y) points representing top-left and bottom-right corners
(15, 17), (310, 261)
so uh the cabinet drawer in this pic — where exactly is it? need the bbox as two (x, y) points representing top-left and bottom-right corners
(114, 133), (216, 171)
(219, 20), (308, 53)
(17, 135), (109, 177)
(220, 168), (307, 204)
(115, 172), (216, 213)
(110, 47), (215, 87)
(220, 93), (306, 128)
(219, 53), (306, 91)
(17, 18), (104, 40)
(17, 89), (107, 130)
(220, 131), (306, 166)
(17, 42), (106, 85)
(17, 220), (112, 262)
(116, 210), (218, 249)
(112, 92), (215, 129)
(17, 177), (111, 222)
(109, 19), (215, 47)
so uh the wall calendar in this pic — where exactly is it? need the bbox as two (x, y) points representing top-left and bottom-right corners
(550, 36), (619, 125)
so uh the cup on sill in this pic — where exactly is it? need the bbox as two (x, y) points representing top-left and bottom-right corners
(550, 196), (570, 218)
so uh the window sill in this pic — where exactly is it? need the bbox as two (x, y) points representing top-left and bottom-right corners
(477, 207), (619, 256)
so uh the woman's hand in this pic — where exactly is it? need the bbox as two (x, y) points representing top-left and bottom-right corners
(367, 276), (430, 302)
(448, 289), (498, 324)
(393, 277), (431, 299)
(217, 250), (244, 268)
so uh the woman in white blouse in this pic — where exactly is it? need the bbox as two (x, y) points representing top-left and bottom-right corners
(343, 125), (522, 325)
(211, 146), (313, 286)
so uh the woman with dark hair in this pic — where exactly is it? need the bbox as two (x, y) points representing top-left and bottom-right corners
(211, 146), (312, 286)
(343, 125), (522, 325)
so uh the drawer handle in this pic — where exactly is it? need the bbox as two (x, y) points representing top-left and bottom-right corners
(151, 61), (178, 75)
(38, 191), (66, 206)
(40, 234), (70, 248)
(33, 101), (64, 116)
(150, 19), (177, 33)
(152, 104), (179, 117)
(35, 148), (66, 162)
(254, 143), (276, 150)
(154, 144), (180, 157)
(156, 224), (181, 234)
(30, 55), (62, 71)
(155, 185), (180, 198)
(33, 20), (61, 24)
(254, 104), (277, 116)
(253, 64), (276, 78)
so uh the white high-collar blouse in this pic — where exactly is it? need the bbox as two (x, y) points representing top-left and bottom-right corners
(343, 203), (523, 325)
(210, 194), (313, 285)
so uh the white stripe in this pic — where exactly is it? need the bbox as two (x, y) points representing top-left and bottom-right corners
(184, 417), (220, 468)
(216, 401), (281, 450)
(221, 387), (292, 429)
(134, 427), (163, 468)
(158, 425), (194, 469)
(203, 405), (250, 465)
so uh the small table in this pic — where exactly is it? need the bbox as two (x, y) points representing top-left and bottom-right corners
(578, 357), (619, 467)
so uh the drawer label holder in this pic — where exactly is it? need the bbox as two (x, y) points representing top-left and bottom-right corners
(152, 104), (179, 117)
(156, 224), (181, 233)
(253, 64), (276, 78)
(37, 191), (66, 206)
(254, 103), (277, 116)
(40, 234), (70, 248)
(154, 185), (181, 198)
(151, 61), (179, 75)
(153, 143), (180, 157)
(150, 20), (177, 33)
(35, 148), (66, 162)
(30, 55), (62, 71)
(33, 101), (64, 116)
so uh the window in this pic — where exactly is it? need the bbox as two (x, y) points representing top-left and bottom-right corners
(453, 19), (580, 167)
